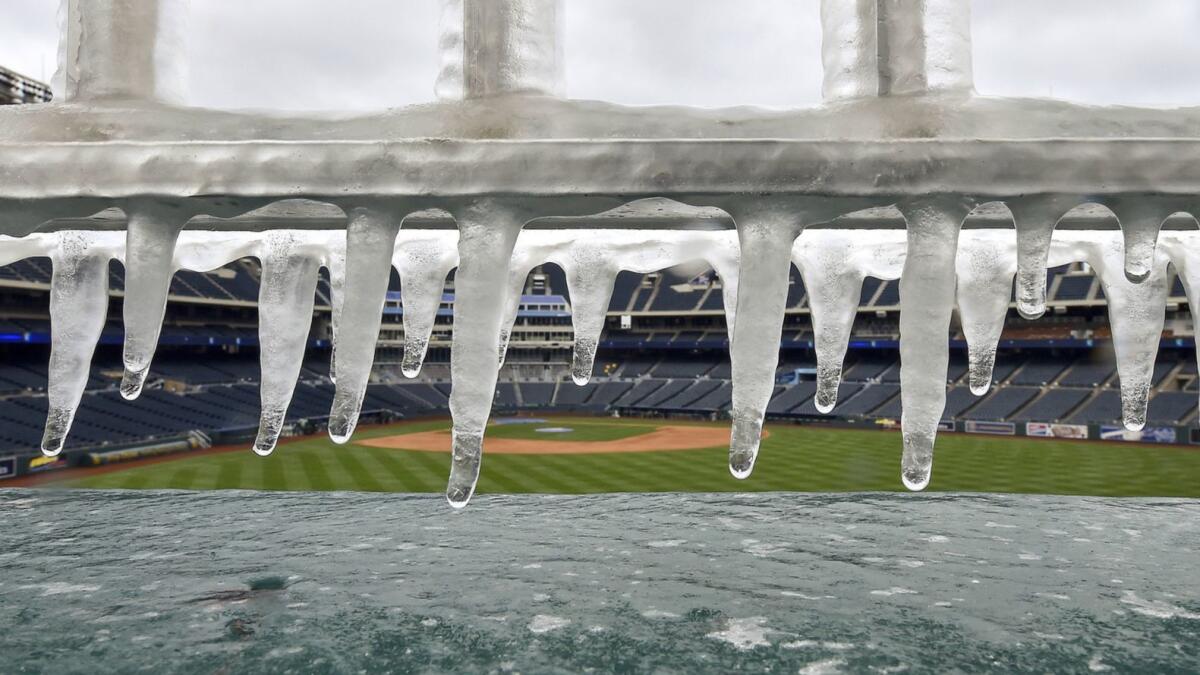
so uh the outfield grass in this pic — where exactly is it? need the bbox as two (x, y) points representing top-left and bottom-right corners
(45, 416), (1200, 497)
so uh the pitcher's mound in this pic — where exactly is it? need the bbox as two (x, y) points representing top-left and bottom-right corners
(357, 424), (744, 455)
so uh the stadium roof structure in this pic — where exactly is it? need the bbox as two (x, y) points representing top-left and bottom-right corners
(3, 0), (1200, 506)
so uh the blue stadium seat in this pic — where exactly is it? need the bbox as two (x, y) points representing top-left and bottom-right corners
(1068, 390), (1123, 425)
(1146, 391), (1195, 424)
(1013, 388), (1089, 422)
(836, 383), (899, 417)
(961, 387), (1039, 421)
(766, 382), (816, 415)
(1059, 360), (1115, 387)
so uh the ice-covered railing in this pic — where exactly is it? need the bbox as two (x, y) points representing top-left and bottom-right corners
(4, 0), (1200, 506)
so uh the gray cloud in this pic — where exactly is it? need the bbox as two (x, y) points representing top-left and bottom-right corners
(0, 0), (1197, 111)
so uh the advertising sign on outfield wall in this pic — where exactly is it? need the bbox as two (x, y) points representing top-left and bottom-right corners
(1099, 425), (1178, 444)
(963, 420), (1015, 436)
(26, 454), (69, 473)
(1025, 422), (1089, 440)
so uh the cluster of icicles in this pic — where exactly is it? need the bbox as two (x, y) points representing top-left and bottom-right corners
(9, 202), (1199, 508)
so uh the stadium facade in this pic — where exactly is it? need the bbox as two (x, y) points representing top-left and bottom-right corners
(0, 66), (51, 106)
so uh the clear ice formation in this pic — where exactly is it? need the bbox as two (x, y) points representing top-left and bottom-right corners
(120, 208), (186, 400)
(253, 232), (323, 455)
(445, 201), (528, 508)
(327, 208), (402, 444)
(5, 225), (1192, 497)
(5, 0), (1200, 505)
(956, 229), (1018, 396)
(896, 198), (975, 491)
(392, 231), (460, 378)
(793, 230), (904, 414)
(502, 229), (739, 384)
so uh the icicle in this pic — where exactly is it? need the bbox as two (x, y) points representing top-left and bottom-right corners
(120, 206), (188, 400)
(722, 202), (806, 478)
(253, 233), (321, 456)
(955, 229), (1017, 395)
(793, 230), (904, 412)
(1104, 197), (1181, 284)
(796, 239), (859, 412)
(560, 255), (619, 386)
(446, 200), (528, 508)
(327, 207), (402, 443)
(504, 228), (741, 384)
(325, 237), (347, 385)
(393, 231), (459, 378)
(497, 259), (539, 369)
(707, 245), (741, 340)
(1082, 233), (1169, 431)
(42, 233), (110, 456)
(1007, 195), (1075, 320)
(1161, 231), (1200, 414)
(896, 197), (974, 491)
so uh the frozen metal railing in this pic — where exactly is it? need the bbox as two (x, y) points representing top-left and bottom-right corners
(2, 0), (1200, 506)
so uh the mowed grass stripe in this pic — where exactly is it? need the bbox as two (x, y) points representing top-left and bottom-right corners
(351, 448), (420, 492)
(214, 455), (244, 490)
(41, 417), (1200, 497)
(369, 448), (434, 492)
(260, 453), (288, 491)
(508, 451), (619, 491)
(329, 447), (384, 492)
(165, 467), (198, 490)
(477, 454), (569, 494)
(298, 450), (336, 491)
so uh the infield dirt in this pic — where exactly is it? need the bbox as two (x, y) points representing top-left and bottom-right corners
(356, 424), (752, 454)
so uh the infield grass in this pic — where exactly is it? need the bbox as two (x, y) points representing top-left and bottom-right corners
(486, 419), (657, 442)
(38, 416), (1200, 497)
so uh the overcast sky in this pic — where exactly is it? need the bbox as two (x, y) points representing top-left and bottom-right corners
(2, 0), (1199, 110)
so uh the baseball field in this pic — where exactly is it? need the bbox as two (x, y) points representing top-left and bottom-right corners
(19, 416), (1200, 497)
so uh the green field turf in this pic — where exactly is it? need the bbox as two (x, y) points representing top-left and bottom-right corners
(41, 416), (1200, 497)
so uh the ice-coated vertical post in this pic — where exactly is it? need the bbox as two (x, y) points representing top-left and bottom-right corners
(437, 0), (565, 100)
(821, 0), (973, 99)
(54, 0), (190, 104)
